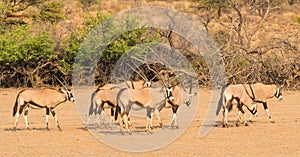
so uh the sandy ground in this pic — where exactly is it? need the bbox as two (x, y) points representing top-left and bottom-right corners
(0, 88), (299, 156)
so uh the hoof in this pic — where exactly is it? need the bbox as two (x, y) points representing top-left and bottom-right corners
(83, 127), (88, 131)
(245, 123), (249, 126)
(270, 121), (275, 123)
(46, 127), (50, 131)
(235, 122), (240, 127)
(223, 124), (229, 128)
(172, 125), (179, 129)
(27, 127), (32, 131)
(159, 122), (164, 128)
(57, 126), (62, 132)
(13, 127), (17, 132)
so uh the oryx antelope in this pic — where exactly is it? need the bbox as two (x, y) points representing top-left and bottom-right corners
(238, 83), (283, 123)
(222, 84), (258, 127)
(222, 83), (283, 127)
(12, 87), (75, 131)
(157, 83), (197, 129)
(115, 85), (174, 135)
(86, 80), (151, 129)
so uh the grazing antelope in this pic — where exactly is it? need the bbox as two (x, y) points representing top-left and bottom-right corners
(115, 85), (174, 135)
(12, 87), (75, 131)
(238, 83), (283, 123)
(86, 80), (151, 129)
(222, 84), (258, 127)
(222, 83), (283, 127)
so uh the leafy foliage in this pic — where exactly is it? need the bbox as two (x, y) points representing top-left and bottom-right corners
(0, 25), (56, 87)
(40, 1), (65, 23)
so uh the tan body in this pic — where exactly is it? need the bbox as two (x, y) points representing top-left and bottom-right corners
(13, 88), (75, 131)
(86, 81), (151, 129)
(238, 83), (282, 123)
(222, 84), (256, 127)
(222, 83), (282, 127)
(115, 86), (172, 134)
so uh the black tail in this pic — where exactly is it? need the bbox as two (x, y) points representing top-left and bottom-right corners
(114, 105), (120, 121)
(13, 100), (18, 117)
(13, 90), (24, 117)
(115, 88), (126, 121)
(216, 84), (227, 115)
(89, 90), (99, 116)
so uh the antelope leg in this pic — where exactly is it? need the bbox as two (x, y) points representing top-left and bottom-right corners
(51, 110), (61, 131)
(263, 102), (274, 123)
(171, 105), (179, 129)
(223, 106), (229, 128)
(156, 113), (164, 128)
(23, 107), (31, 131)
(123, 113), (131, 135)
(45, 108), (50, 131)
(13, 113), (20, 131)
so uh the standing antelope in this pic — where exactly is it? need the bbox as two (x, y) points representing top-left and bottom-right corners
(157, 83), (197, 129)
(86, 80), (151, 129)
(12, 87), (75, 131)
(115, 85), (174, 135)
(222, 83), (283, 127)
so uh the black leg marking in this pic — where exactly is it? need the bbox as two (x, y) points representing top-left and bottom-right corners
(111, 108), (114, 117)
(45, 108), (50, 130)
(263, 102), (268, 110)
(172, 105), (179, 114)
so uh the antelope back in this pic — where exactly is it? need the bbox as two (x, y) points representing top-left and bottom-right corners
(251, 83), (282, 101)
(94, 89), (117, 105)
(19, 88), (70, 107)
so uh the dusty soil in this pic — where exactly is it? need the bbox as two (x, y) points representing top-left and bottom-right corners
(1, 88), (299, 156)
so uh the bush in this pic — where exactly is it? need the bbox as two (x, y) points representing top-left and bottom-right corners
(0, 25), (56, 87)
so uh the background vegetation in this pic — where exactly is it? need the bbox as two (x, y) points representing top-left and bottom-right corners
(0, 0), (299, 89)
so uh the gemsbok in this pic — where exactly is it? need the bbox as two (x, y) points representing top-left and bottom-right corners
(115, 84), (174, 135)
(222, 83), (283, 127)
(222, 84), (258, 127)
(86, 80), (151, 129)
(157, 82), (197, 129)
(239, 83), (283, 123)
(12, 86), (75, 131)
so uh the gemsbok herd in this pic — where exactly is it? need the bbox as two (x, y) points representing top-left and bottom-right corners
(11, 71), (284, 134)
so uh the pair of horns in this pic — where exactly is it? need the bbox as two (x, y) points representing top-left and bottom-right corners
(54, 76), (69, 90)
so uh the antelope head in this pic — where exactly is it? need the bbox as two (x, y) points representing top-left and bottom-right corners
(60, 88), (76, 102)
(55, 76), (76, 102)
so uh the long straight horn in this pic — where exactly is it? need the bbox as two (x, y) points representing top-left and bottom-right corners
(153, 66), (167, 88)
(179, 80), (187, 93)
(54, 76), (68, 90)
(261, 62), (277, 84)
(168, 73), (170, 87)
(127, 63), (149, 82)
(62, 77), (70, 89)
(189, 78), (192, 94)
